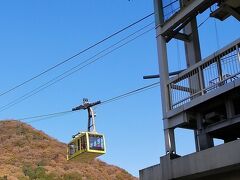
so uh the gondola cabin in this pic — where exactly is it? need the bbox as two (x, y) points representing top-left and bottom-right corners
(67, 132), (106, 161)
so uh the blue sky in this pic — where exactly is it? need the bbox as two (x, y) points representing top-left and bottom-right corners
(0, 0), (239, 177)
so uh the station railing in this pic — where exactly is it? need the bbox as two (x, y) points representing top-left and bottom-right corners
(168, 39), (240, 110)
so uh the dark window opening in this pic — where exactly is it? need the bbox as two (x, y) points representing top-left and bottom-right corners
(77, 139), (80, 151)
(89, 134), (104, 151)
(69, 143), (75, 155)
(81, 136), (86, 150)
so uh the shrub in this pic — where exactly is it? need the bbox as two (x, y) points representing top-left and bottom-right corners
(22, 165), (46, 179)
(0, 176), (7, 180)
(63, 173), (82, 180)
(22, 165), (61, 180)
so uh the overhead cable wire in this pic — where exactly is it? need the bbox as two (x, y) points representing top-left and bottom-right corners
(21, 110), (76, 124)
(163, 0), (180, 21)
(192, 16), (210, 34)
(155, 6), (181, 29)
(0, 13), (154, 98)
(17, 82), (160, 123)
(0, 1), (182, 99)
(0, 15), (227, 113)
(101, 82), (160, 105)
(0, 15), (223, 112)
(162, 0), (179, 9)
(20, 110), (73, 121)
(0, 24), (155, 112)
(0, 1), (187, 114)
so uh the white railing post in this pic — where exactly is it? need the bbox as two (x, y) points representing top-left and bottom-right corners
(198, 66), (205, 95)
(216, 56), (223, 82)
(168, 84), (173, 110)
(236, 44), (240, 63)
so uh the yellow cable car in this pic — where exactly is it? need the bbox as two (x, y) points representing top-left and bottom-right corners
(67, 99), (106, 161)
(67, 132), (106, 161)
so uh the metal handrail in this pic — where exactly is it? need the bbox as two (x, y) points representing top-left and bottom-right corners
(171, 72), (240, 108)
(168, 38), (240, 109)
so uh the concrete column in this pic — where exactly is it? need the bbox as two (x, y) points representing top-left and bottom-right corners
(181, 0), (202, 66)
(183, 17), (202, 96)
(194, 130), (200, 152)
(196, 113), (214, 150)
(224, 97), (236, 143)
(181, 0), (204, 152)
(225, 97), (235, 119)
(198, 132), (214, 150)
(154, 0), (175, 154)
(183, 17), (202, 66)
(164, 128), (176, 154)
(154, 0), (171, 114)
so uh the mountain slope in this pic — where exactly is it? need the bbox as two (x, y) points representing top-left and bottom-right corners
(0, 120), (137, 180)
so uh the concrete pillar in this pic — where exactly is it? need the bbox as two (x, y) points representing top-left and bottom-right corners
(196, 113), (214, 150)
(224, 97), (237, 143)
(181, 0), (204, 151)
(181, 0), (202, 66)
(183, 17), (202, 66)
(154, 0), (175, 154)
(164, 128), (176, 154)
(225, 97), (235, 119)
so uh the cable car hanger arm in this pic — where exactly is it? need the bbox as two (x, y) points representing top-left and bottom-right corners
(72, 100), (101, 111)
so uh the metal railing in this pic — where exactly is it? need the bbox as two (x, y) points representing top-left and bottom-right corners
(168, 39), (240, 110)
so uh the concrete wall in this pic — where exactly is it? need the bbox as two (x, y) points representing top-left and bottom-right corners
(140, 139), (240, 180)
(139, 164), (162, 180)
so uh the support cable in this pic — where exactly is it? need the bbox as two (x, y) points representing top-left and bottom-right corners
(192, 16), (210, 35)
(0, 13), (154, 98)
(1, 15), (230, 114)
(0, 1), (180, 99)
(21, 110), (75, 124)
(16, 82), (160, 123)
(0, 24), (155, 112)
(101, 82), (160, 105)
(20, 110), (73, 121)
(163, 0), (179, 9)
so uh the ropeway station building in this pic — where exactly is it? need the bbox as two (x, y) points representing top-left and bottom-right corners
(140, 0), (240, 179)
